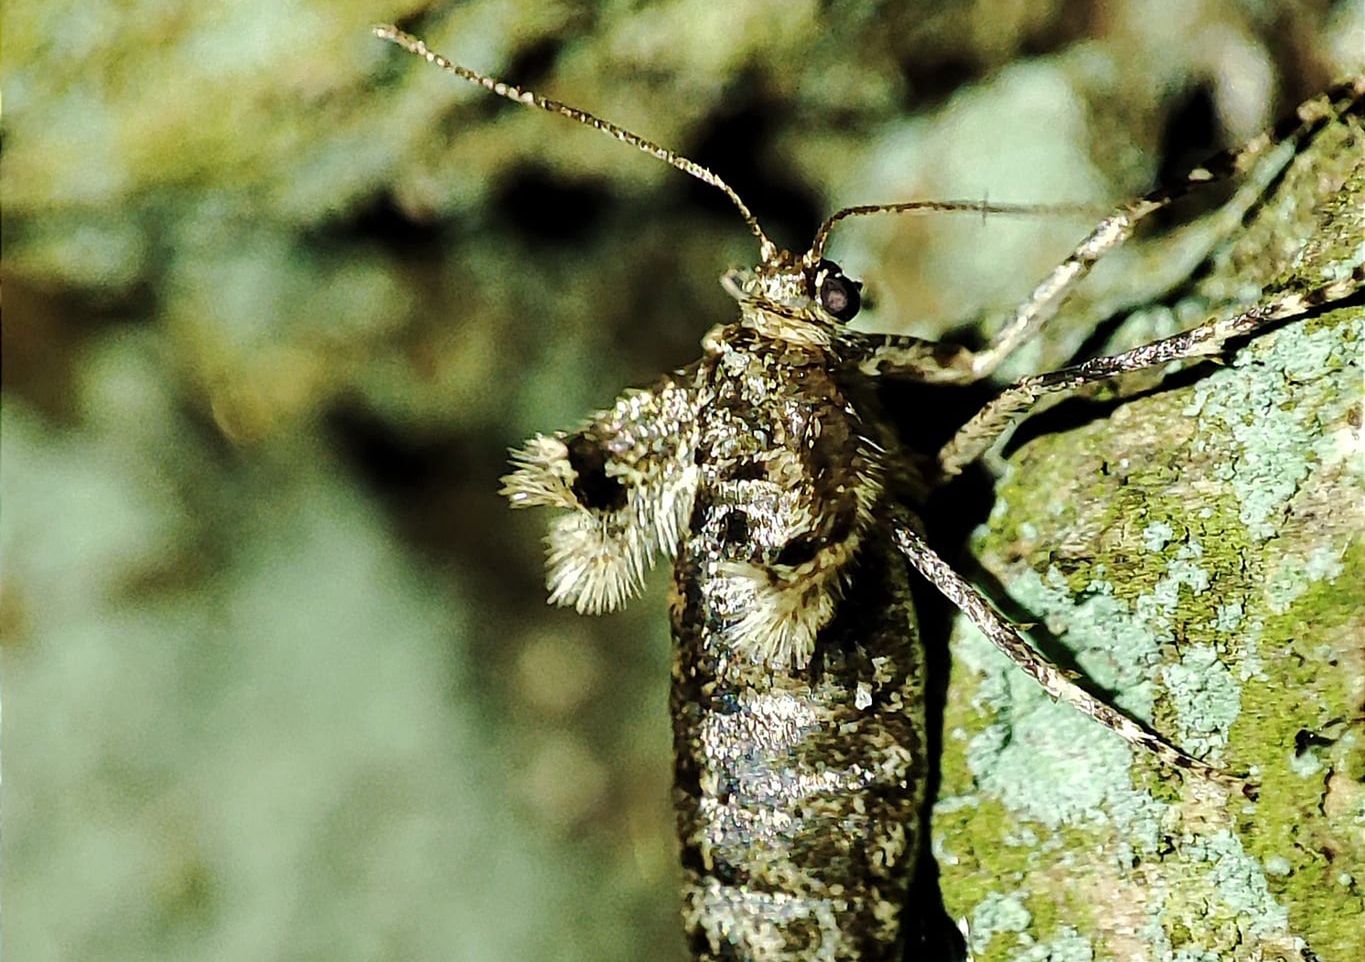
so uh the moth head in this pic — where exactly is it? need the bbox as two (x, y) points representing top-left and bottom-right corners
(501, 427), (695, 615)
(722, 252), (864, 335)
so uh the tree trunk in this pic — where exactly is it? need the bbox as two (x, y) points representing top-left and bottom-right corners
(934, 92), (1364, 962)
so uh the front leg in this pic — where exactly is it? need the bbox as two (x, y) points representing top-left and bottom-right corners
(840, 76), (1364, 389)
(935, 263), (1365, 477)
(841, 332), (977, 382)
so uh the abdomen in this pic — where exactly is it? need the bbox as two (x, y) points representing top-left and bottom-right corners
(670, 523), (926, 961)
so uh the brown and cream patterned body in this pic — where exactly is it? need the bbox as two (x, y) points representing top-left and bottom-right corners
(503, 256), (932, 960)
(670, 328), (926, 961)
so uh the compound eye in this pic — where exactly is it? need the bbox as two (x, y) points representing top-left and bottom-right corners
(816, 261), (862, 321)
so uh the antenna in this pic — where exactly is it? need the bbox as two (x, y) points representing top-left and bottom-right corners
(803, 199), (1106, 267)
(373, 24), (777, 260)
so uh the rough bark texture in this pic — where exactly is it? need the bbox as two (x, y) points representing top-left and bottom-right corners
(936, 102), (1364, 962)
(2, 3), (1360, 961)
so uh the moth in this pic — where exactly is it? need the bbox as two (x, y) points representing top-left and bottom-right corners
(373, 25), (1363, 962)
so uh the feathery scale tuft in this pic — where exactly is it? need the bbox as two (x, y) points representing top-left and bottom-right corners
(708, 527), (862, 671)
(501, 376), (701, 614)
(501, 435), (578, 509)
(691, 480), (873, 671)
(544, 509), (653, 614)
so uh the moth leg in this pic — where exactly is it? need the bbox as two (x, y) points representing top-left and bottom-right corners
(841, 332), (978, 382)
(890, 523), (1239, 787)
(842, 76), (1364, 386)
(936, 264), (1365, 477)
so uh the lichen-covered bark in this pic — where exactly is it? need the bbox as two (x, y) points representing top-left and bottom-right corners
(3, 3), (1360, 961)
(935, 94), (1364, 962)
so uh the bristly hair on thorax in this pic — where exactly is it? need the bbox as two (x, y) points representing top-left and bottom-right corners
(504, 245), (888, 670)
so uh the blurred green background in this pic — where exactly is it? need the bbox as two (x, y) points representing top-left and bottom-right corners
(3, 2), (1359, 960)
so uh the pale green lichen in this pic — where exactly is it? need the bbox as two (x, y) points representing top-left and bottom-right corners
(956, 617), (1169, 854)
(1132, 541), (1216, 650)
(970, 892), (1033, 955)
(1211, 601), (1242, 633)
(1161, 645), (1240, 758)
(1181, 317), (1364, 540)
(985, 539), (1249, 765)
(1009, 926), (1094, 962)
(1184, 830), (1289, 939)
(1288, 747), (1326, 778)
(1136, 831), (1297, 956)
(1142, 520), (1175, 553)
(1231, 619), (1268, 684)
(983, 565), (1162, 719)
(1001, 826), (1041, 849)
(1264, 543), (1348, 614)
(1263, 855), (1292, 877)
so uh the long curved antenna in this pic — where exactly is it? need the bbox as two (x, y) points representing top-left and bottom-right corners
(373, 24), (777, 260)
(803, 199), (1105, 267)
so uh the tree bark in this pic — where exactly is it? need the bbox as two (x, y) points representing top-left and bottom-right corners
(934, 93), (1364, 962)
